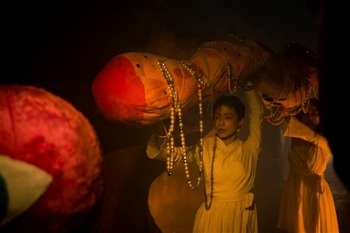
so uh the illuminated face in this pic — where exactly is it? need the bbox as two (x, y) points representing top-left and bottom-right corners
(214, 105), (241, 142)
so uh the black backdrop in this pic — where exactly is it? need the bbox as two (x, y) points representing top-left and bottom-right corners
(1, 1), (348, 232)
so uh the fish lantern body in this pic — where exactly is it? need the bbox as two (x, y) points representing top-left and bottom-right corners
(92, 37), (273, 126)
(92, 37), (318, 126)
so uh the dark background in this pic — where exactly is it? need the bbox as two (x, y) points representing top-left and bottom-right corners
(2, 0), (320, 151)
(1, 0), (348, 233)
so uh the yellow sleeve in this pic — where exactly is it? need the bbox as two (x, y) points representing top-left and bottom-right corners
(246, 88), (265, 116)
(281, 116), (319, 142)
(244, 88), (265, 154)
(281, 116), (332, 154)
(146, 134), (199, 163)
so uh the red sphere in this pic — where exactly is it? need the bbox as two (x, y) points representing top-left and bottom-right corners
(0, 85), (103, 232)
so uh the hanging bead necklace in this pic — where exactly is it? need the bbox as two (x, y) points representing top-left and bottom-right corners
(158, 59), (177, 175)
(204, 136), (217, 210)
(157, 40), (244, 190)
(158, 59), (204, 189)
(182, 62), (204, 189)
(197, 44), (237, 95)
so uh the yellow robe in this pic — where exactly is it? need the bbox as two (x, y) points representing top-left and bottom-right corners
(277, 117), (339, 233)
(147, 89), (264, 233)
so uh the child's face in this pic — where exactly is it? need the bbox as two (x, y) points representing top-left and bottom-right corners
(214, 105), (240, 139)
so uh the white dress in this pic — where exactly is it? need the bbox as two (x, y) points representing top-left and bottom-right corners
(277, 117), (339, 233)
(147, 89), (264, 233)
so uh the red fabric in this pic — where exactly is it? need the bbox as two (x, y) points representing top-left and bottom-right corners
(92, 55), (145, 125)
(0, 85), (103, 232)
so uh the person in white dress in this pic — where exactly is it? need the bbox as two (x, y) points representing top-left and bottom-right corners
(146, 81), (265, 233)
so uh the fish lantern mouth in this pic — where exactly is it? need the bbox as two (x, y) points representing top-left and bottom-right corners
(92, 55), (146, 126)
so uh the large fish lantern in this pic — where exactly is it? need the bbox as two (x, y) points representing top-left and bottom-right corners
(92, 35), (318, 127)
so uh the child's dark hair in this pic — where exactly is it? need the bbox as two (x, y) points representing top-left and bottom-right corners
(213, 95), (246, 120)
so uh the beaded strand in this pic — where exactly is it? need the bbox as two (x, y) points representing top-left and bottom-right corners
(158, 59), (177, 175)
(158, 59), (204, 189)
(197, 45), (237, 94)
(204, 136), (216, 210)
